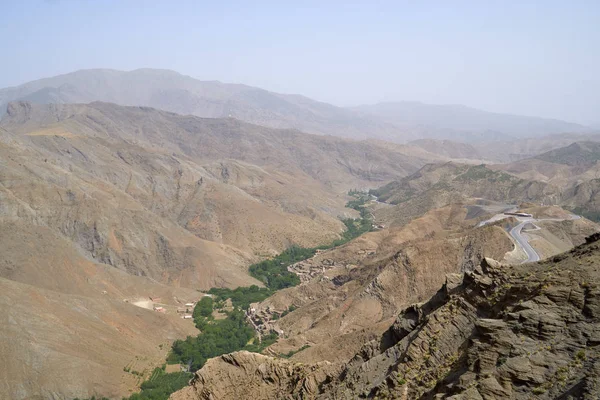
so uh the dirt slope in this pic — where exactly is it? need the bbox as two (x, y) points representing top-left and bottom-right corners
(0, 276), (198, 400)
(0, 101), (440, 287)
(372, 162), (557, 207)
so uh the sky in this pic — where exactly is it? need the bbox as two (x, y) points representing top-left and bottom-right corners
(2, 0), (599, 124)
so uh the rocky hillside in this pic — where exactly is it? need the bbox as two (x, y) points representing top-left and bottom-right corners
(0, 222), (200, 399)
(249, 204), (514, 364)
(408, 139), (487, 162)
(472, 133), (600, 163)
(0, 101), (436, 285)
(494, 141), (600, 184)
(171, 351), (340, 400)
(492, 142), (600, 218)
(371, 162), (556, 206)
(535, 141), (600, 167)
(171, 233), (600, 399)
(369, 163), (561, 228)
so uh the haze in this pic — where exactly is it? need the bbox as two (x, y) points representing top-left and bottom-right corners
(2, 0), (599, 124)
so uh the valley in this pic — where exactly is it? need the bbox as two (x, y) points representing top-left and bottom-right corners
(0, 75), (599, 400)
(2, 0), (600, 397)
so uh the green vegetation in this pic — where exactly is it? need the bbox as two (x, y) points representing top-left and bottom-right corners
(168, 305), (280, 372)
(207, 285), (273, 309)
(74, 397), (110, 400)
(166, 191), (374, 374)
(124, 368), (192, 400)
(168, 309), (256, 371)
(248, 246), (309, 290)
(345, 189), (370, 210)
(279, 305), (297, 318)
(347, 188), (367, 196)
(244, 331), (279, 353)
(248, 191), (373, 291)
(193, 297), (213, 318)
(191, 296), (214, 328)
(346, 190), (370, 210)
(279, 344), (311, 358)
(337, 217), (371, 242)
(103, 191), (375, 399)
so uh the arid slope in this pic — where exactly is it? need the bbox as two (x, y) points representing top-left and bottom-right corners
(0, 100), (443, 399)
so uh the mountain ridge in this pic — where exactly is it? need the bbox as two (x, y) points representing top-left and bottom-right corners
(1, 68), (589, 143)
(351, 101), (588, 141)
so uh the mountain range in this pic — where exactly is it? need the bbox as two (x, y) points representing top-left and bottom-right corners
(0, 68), (590, 143)
(2, 68), (600, 400)
(352, 101), (588, 141)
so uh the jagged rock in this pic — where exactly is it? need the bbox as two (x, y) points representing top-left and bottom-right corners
(445, 273), (464, 294)
(169, 351), (340, 400)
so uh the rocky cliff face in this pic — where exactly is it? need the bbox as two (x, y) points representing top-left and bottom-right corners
(170, 351), (340, 400)
(171, 234), (600, 399)
(324, 250), (600, 399)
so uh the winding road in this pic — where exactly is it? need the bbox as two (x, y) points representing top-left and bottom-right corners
(509, 220), (541, 263)
(479, 212), (581, 264)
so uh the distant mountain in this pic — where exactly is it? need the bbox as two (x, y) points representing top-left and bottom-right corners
(1, 69), (590, 145)
(492, 141), (600, 217)
(535, 141), (600, 167)
(0, 68), (414, 142)
(351, 101), (588, 141)
(493, 141), (600, 185)
(371, 162), (555, 206)
(469, 132), (600, 163)
(408, 138), (486, 161)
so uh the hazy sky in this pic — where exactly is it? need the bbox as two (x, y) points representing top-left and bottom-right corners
(2, 1), (599, 124)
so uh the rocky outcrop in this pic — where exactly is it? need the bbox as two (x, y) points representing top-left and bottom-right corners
(170, 351), (340, 400)
(322, 240), (600, 399)
(172, 234), (600, 399)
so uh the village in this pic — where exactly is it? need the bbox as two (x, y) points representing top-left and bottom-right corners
(124, 295), (206, 321)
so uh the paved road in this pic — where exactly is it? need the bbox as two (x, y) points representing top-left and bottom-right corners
(480, 213), (580, 264)
(509, 220), (540, 263)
